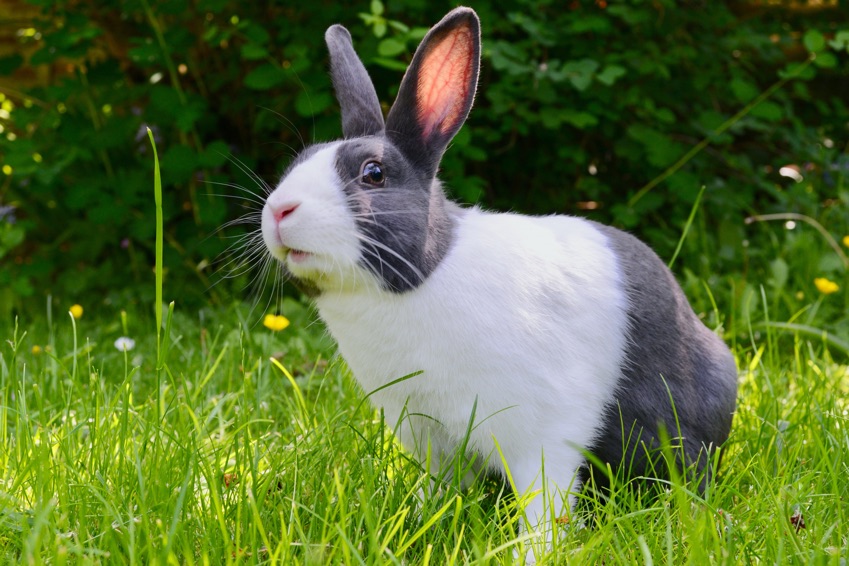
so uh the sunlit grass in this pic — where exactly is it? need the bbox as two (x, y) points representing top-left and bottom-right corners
(0, 285), (846, 565)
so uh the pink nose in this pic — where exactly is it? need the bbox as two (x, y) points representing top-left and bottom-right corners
(272, 202), (300, 222)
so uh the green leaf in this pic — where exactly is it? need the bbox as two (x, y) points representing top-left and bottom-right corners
(567, 15), (612, 34)
(0, 225), (25, 255)
(562, 59), (599, 91)
(240, 43), (269, 61)
(653, 108), (676, 124)
(243, 22), (270, 45)
(561, 110), (598, 129)
(828, 30), (849, 51)
(803, 29), (825, 53)
(388, 21), (411, 34)
(539, 106), (598, 130)
(372, 57), (409, 72)
(813, 52), (837, 68)
(750, 100), (783, 122)
(778, 61), (816, 80)
(294, 90), (334, 117)
(596, 65), (626, 86)
(244, 64), (284, 90)
(626, 124), (685, 168)
(408, 27), (429, 41)
(377, 38), (406, 57)
(489, 41), (531, 76)
(730, 78), (759, 103)
(370, 0), (384, 16)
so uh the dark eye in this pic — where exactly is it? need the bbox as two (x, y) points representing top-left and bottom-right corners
(361, 161), (385, 187)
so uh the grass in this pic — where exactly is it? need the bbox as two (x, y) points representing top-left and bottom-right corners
(1, 286), (847, 565)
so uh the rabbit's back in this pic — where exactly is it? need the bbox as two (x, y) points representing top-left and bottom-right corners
(582, 224), (738, 488)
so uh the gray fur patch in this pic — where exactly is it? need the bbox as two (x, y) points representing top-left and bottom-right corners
(333, 139), (456, 293)
(325, 25), (385, 138)
(581, 223), (738, 491)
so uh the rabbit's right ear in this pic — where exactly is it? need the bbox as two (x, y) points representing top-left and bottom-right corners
(325, 25), (385, 138)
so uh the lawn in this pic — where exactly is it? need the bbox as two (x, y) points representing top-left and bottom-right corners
(1, 252), (847, 565)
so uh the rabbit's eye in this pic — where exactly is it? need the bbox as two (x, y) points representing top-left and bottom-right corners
(361, 161), (385, 187)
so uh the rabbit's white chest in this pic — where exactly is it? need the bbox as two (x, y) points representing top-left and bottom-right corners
(316, 210), (629, 470)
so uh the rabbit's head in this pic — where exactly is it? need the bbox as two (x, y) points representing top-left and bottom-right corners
(262, 8), (480, 294)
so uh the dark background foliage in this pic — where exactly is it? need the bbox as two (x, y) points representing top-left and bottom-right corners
(0, 0), (847, 319)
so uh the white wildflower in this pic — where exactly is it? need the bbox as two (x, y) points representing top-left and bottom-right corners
(114, 337), (136, 352)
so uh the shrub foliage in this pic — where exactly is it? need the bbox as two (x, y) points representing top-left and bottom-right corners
(0, 0), (847, 313)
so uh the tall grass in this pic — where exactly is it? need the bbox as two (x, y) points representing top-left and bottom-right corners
(0, 290), (847, 564)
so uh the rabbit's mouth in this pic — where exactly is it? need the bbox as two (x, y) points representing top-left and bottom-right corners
(287, 248), (312, 264)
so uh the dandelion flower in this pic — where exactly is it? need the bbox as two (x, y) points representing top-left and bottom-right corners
(814, 277), (839, 295)
(263, 314), (290, 332)
(31, 345), (42, 355)
(114, 337), (136, 352)
(69, 304), (83, 319)
(843, 235), (849, 248)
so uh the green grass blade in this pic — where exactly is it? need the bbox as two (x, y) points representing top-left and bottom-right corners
(667, 185), (705, 270)
(147, 127), (163, 355)
(759, 321), (849, 356)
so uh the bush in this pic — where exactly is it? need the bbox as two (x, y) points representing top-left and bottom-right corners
(0, 0), (847, 317)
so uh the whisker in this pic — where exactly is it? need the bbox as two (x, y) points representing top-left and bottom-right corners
(258, 105), (307, 151)
(356, 235), (421, 290)
(205, 215), (261, 241)
(202, 192), (266, 208)
(204, 178), (268, 199)
(358, 244), (417, 291)
(224, 153), (274, 197)
(351, 210), (418, 218)
(216, 243), (268, 278)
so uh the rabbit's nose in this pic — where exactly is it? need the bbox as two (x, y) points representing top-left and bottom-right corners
(272, 202), (300, 222)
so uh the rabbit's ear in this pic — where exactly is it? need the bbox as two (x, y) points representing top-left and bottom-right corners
(325, 25), (385, 138)
(385, 8), (480, 177)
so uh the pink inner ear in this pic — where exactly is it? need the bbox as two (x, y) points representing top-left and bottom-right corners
(416, 27), (474, 139)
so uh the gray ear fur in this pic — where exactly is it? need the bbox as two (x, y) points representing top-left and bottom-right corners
(325, 25), (385, 138)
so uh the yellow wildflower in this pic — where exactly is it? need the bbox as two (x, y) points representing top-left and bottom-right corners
(263, 314), (290, 332)
(32, 345), (42, 355)
(843, 235), (849, 248)
(69, 304), (84, 318)
(814, 277), (839, 295)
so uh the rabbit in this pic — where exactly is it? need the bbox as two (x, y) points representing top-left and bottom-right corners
(260, 6), (738, 558)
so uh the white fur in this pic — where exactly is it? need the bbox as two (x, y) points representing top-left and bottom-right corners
(314, 203), (630, 532)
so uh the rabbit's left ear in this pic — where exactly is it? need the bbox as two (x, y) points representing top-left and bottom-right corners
(385, 8), (480, 177)
(325, 25), (385, 138)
